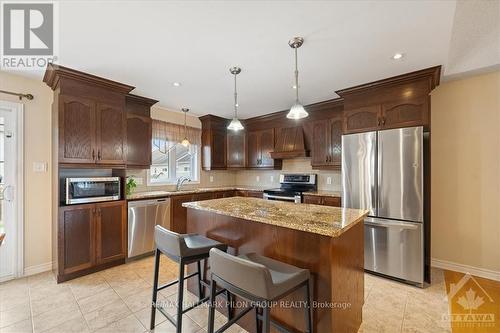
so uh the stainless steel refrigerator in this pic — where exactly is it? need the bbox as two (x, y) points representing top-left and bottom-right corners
(342, 126), (426, 286)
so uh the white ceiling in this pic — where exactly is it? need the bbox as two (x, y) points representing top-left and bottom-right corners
(6, 1), (498, 118)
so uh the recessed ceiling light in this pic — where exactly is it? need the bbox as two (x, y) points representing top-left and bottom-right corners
(172, 82), (181, 87)
(392, 53), (404, 60)
(292, 85), (300, 89)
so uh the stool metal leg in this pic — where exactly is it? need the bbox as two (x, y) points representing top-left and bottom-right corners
(176, 259), (185, 333)
(262, 306), (271, 333)
(150, 249), (161, 330)
(207, 278), (217, 333)
(304, 281), (313, 333)
(225, 290), (233, 320)
(255, 307), (261, 333)
(197, 260), (204, 300)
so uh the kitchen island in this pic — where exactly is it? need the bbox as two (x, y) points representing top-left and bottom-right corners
(183, 197), (368, 333)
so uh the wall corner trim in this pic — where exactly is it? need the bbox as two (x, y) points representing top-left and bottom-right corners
(431, 258), (500, 282)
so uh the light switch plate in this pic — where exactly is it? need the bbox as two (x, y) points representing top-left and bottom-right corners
(327, 177), (332, 185)
(256, 175), (260, 182)
(210, 176), (214, 183)
(270, 175), (274, 183)
(33, 162), (47, 172)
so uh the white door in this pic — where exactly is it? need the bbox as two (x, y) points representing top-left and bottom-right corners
(0, 101), (23, 282)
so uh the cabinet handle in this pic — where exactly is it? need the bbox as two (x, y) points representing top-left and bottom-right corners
(382, 117), (386, 126)
(97, 150), (101, 160)
(92, 149), (95, 160)
(378, 118), (381, 126)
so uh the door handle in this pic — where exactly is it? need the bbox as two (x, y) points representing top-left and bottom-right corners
(364, 221), (419, 230)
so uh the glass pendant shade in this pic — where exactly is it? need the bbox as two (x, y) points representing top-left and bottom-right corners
(287, 102), (308, 119)
(227, 117), (244, 131)
(180, 108), (190, 147)
(181, 137), (190, 147)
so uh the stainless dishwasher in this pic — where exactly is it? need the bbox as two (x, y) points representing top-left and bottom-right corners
(128, 198), (170, 258)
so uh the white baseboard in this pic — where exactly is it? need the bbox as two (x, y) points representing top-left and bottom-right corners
(432, 258), (500, 282)
(23, 262), (53, 277)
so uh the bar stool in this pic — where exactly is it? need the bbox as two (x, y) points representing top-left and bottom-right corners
(150, 225), (230, 333)
(207, 248), (313, 333)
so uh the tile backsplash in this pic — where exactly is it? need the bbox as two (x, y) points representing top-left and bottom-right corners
(127, 157), (341, 193)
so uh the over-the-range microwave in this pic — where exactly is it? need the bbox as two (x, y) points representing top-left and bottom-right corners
(65, 177), (121, 205)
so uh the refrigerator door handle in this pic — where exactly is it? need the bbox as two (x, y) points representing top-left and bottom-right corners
(364, 220), (419, 230)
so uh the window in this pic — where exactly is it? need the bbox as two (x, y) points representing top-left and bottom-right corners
(149, 140), (199, 185)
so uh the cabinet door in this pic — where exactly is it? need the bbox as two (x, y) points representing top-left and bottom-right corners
(310, 121), (330, 167)
(193, 192), (214, 201)
(245, 190), (263, 198)
(329, 117), (343, 168)
(303, 195), (323, 205)
(259, 128), (275, 167)
(59, 205), (96, 275)
(96, 201), (127, 264)
(222, 190), (236, 198)
(170, 195), (193, 233)
(322, 196), (341, 207)
(96, 103), (126, 165)
(227, 131), (246, 168)
(211, 129), (227, 169)
(59, 95), (96, 164)
(246, 130), (260, 168)
(126, 114), (152, 167)
(381, 96), (429, 129)
(343, 105), (381, 134)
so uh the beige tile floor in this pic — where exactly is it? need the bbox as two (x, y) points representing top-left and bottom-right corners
(0, 256), (451, 333)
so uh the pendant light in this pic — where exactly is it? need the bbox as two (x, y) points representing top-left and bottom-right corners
(180, 107), (190, 147)
(227, 66), (244, 131)
(287, 37), (308, 120)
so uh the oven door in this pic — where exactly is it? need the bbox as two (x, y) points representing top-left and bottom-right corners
(66, 177), (121, 204)
(263, 193), (301, 203)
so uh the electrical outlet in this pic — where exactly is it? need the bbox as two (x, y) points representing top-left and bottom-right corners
(256, 175), (260, 182)
(327, 176), (332, 185)
(209, 176), (214, 183)
(270, 175), (274, 183)
(33, 162), (47, 172)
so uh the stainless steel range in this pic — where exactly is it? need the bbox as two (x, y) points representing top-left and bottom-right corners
(263, 174), (317, 203)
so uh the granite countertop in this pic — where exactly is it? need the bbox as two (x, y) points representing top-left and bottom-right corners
(304, 190), (342, 198)
(183, 197), (367, 237)
(126, 186), (266, 200)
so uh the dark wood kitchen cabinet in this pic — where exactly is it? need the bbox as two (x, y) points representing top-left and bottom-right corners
(227, 131), (246, 168)
(57, 200), (126, 282)
(45, 64), (135, 167)
(310, 115), (342, 169)
(337, 66), (440, 134)
(58, 95), (97, 164)
(200, 115), (227, 170)
(247, 128), (279, 168)
(303, 194), (341, 207)
(125, 94), (158, 168)
(96, 102), (126, 165)
(96, 201), (127, 264)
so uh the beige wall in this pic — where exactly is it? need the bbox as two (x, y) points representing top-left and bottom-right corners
(0, 71), (53, 270)
(430, 70), (500, 272)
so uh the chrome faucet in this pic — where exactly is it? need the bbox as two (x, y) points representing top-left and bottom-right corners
(176, 177), (191, 191)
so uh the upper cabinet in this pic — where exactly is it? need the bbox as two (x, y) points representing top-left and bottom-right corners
(247, 128), (281, 169)
(227, 130), (246, 168)
(310, 114), (342, 169)
(44, 64), (135, 167)
(200, 115), (227, 170)
(338, 66), (441, 134)
(125, 94), (158, 168)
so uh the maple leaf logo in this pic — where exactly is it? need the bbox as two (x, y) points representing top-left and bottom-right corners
(457, 288), (485, 312)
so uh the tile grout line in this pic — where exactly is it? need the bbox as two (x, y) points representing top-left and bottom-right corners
(27, 279), (36, 333)
(399, 291), (409, 333)
(68, 277), (106, 333)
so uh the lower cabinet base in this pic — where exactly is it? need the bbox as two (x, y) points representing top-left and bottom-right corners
(56, 258), (125, 283)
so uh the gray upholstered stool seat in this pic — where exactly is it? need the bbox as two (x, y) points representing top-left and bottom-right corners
(208, 248), (313, 333)
(150, 226), (230, 333)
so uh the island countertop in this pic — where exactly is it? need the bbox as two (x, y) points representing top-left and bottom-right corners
(182, 197), (368, 237)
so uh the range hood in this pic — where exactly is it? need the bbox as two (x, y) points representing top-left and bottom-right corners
(270, 126), (309, 159)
